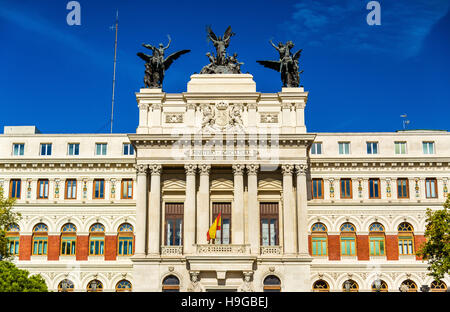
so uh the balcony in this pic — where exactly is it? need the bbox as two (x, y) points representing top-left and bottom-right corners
(196, 244), (250, 255)
(161, 246), (183, 256)
(260, 245), (283, 256)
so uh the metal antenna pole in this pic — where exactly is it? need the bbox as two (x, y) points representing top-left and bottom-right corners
(110, 10), (119, 134)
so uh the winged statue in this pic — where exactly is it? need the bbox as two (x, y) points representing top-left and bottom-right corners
(257, 40), (303, 87)
(137, 35), (190, 88)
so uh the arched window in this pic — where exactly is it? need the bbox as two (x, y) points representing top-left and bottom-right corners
(371, 279), (388, 292)
(58, 279), (75, 292)
(400, 280), (417, 292)
(340, 223), (356, 256)
(311, 223), (327, 256)
(116, 280), (132, 292)
(87, 280), (103, 292)
(263, 275), (281, 292)
(342, 279), (359, 292)
(398, 222), (414, 255)
(430, 280), (447, 292)
(60, 223), (76, 256)
(89, 223), (105, 256)
(312, 280), (329, 292)
(369, 223), (385, 256)
(6, 224), (20, 256)
(117, 223), (134, 256)
(32, 223), (48, 255)
(162, 275), (180, 292)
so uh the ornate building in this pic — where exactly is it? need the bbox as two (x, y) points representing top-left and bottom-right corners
(1, 74), (449, 292)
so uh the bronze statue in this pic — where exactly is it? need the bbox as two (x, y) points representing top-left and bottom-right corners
(257, 40), (303, 87)
(137, 35), (190, 88)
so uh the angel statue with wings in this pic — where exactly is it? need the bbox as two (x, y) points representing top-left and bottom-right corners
(207, 25), (235, 66)
(257, 40), (304, 87)
(137, 35), (190, 88)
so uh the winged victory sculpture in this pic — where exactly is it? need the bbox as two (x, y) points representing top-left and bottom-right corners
(137, 35), (190, 88)
(257, 40), (303, 87)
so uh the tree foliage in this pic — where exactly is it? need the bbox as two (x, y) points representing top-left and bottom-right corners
(0, 261), (47, 292)
(0, 186), (21, 260)
(417, 194), (450, 281)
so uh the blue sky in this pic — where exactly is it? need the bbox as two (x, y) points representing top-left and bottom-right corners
(0, 0), (449, 134)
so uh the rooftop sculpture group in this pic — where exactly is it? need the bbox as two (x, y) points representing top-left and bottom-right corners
(137, 26), (303, 89)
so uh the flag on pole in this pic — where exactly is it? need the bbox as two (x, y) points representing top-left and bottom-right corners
(207, 212), (221, 241)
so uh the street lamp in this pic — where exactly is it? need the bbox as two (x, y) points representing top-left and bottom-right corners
(344, 280), (351, 292)
(61, 280), (68, 292)
(374, 279), (382, 292)
(91, 280), (97, 292)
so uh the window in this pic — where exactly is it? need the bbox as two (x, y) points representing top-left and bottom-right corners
(371, 280), (388, 292)
(165, 203), (183, 246)
(162, 275), (180, 292)
(340, 178), (352, 199)
(423, 142), (435, 154)
(311, 223), (327, 256)
(311, 142), (322, 155)
(95, 143), (107, 155)
(40, 143), (52, 156)
(369, 223), (385, 256)
(123, 143), (134, 155)
(312, 280), (329, 292)
(32, 223), (48, 255)
(366, 142), (378, 154)
(89, 223), (105, 255)
(65, 179), (77, 199)
(260, 202), (279, 246)
(118, 223), (134, 256)
(68, 143), (80, 156)
(37, 179), (49, 199)
(425, 178), (438, 198)
(60, 223), (76, 256)
(340, 223), (356, 256)
(398, 222), (414, 255)
(13, 143), (24, 156)
(338, 142), (350, 155)
(394, 142), (407, 154)
(9, 179), (21, 199)
(397, 178), (409, 199)
(263, 275), (281, 292)
(368, 178), (380, 199)
(116, 280), (132, 292)
(342, 280), (359, 292)
(6, 224), (20, 256)
(58, 279), (75, 292)
(212, 202), (231, 244)
(87, 280), (103, 292)
(400, 280), (417, 292)
(121, 179), (133, 199)
(93, 179), (105, 199)
(311, 178), (324, 199)
(430, 280), (447, 292)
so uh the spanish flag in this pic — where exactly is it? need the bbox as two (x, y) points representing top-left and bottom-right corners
(207, 212), (221, 242)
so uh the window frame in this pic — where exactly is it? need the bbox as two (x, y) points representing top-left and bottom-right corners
(340, 178), (352, 199)
(425, 178), (438, 198)
(311, 142), (322, 155)
(89, 224), (105, 256)
(95, 143), (107, 156)
(369, 223), (386, 256)
(311, 223), (328, 257)
(39, 143), (52, 156)
(12, 143), (25, 156)
(9, 179), (21, 199)
(340, 223), (357, 256)
(212, 202), (232, 245)
(65, 179), (77, 200)
(397, 178), (409, 199)
(60, 224), (77, 256)
(311, 178), (324, 199)
(121, 179), (133, 199)
(123, 143), (135, 156)
(394, 141), (407, 154)
(93, 179), (105, 199)
(164, 203), (184, 246)
(338, 142), (351, 155)
(422, 141), (435, 154)
(398, 222), (415, 256)
(37, 179), (49, 199)
(366, 141), (379, 155)
(67, 143), (80, 156)
(32, 224), (49, 256)
(368, 178), (381, 199)
(260, 202), (279, 246)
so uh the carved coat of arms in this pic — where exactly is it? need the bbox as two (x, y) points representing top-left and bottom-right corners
(201, 101), (244, 131)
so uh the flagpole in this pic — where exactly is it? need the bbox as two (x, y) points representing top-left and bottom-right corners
(110, 10), (119, 134)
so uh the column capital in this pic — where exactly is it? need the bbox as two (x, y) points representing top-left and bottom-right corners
(135, 164), (148, 175)
(138, 103), (149, 111)
(184, 164), (197, 176)
(149, 164), (162, 176)
(295, 164), (308, 175)
(199, 164), (211, 176)
(281, 164), (294, 176)
(232, 164), (245, 176)
(246, 164), (259, 176)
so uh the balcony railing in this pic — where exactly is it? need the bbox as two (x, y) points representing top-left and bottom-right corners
(161, 246), (183, 256)
(260, 245), (283, 255)
(196, 244), (250, 254)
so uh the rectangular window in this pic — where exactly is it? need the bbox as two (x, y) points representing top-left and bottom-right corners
(60, 236), (76, 255)
(89, 236), (104, 255)
(260, 202), (279, 246)
(32, 236), (48, 255)
(37, 179), (49, 199)
(95, 143), (107, 156)
(340, 236), (356, 256)
(311, 142), (322, 155)
(121, 179), (133, 199)
(366, 142), (378, 154)
(368, 178), (380, 199)
(311, 236), (327, 256)
(395, 142), (407, 154)
(93, 179), (105, 199)
(7, 237), (20, 255)
(422, 142), (435, 154)
(369, 236), (385, 256)
(40, 143), (52, 156)
(212, 202), (231, 244)
(338, 142), (350, 155)
(398, 236), (414, 255)
(9, 179), (21, 199)
(118, 236), (133, 256)
(165, 203), (184, 246)
(425, 178), (438, 198)
(311, 178), (324, 199)
(65, 179), (77, 199)
(340, 179), (352, 199)
(397, 178), (409, 199)
(123, 143), (134, 155)
(68, 143), (80, 156)
(13, 143), (24, 156)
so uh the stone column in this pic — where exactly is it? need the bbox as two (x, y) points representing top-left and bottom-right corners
(197, 164), (211, 244)
(148, 164), (162, 255)
(232, 164), (245, 245)
(135, 164), (148, 256)
(246, 164), (259, 254)
(184, 164), (197, 254)
(137, 103), (149, 134)
(282, 164), (296, 255)
(295, 164), (309, 256)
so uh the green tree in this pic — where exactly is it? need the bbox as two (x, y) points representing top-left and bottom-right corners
(417, 194), (450, 281)
(0, 261), (48, 292)
(0, 186), (21, 260)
